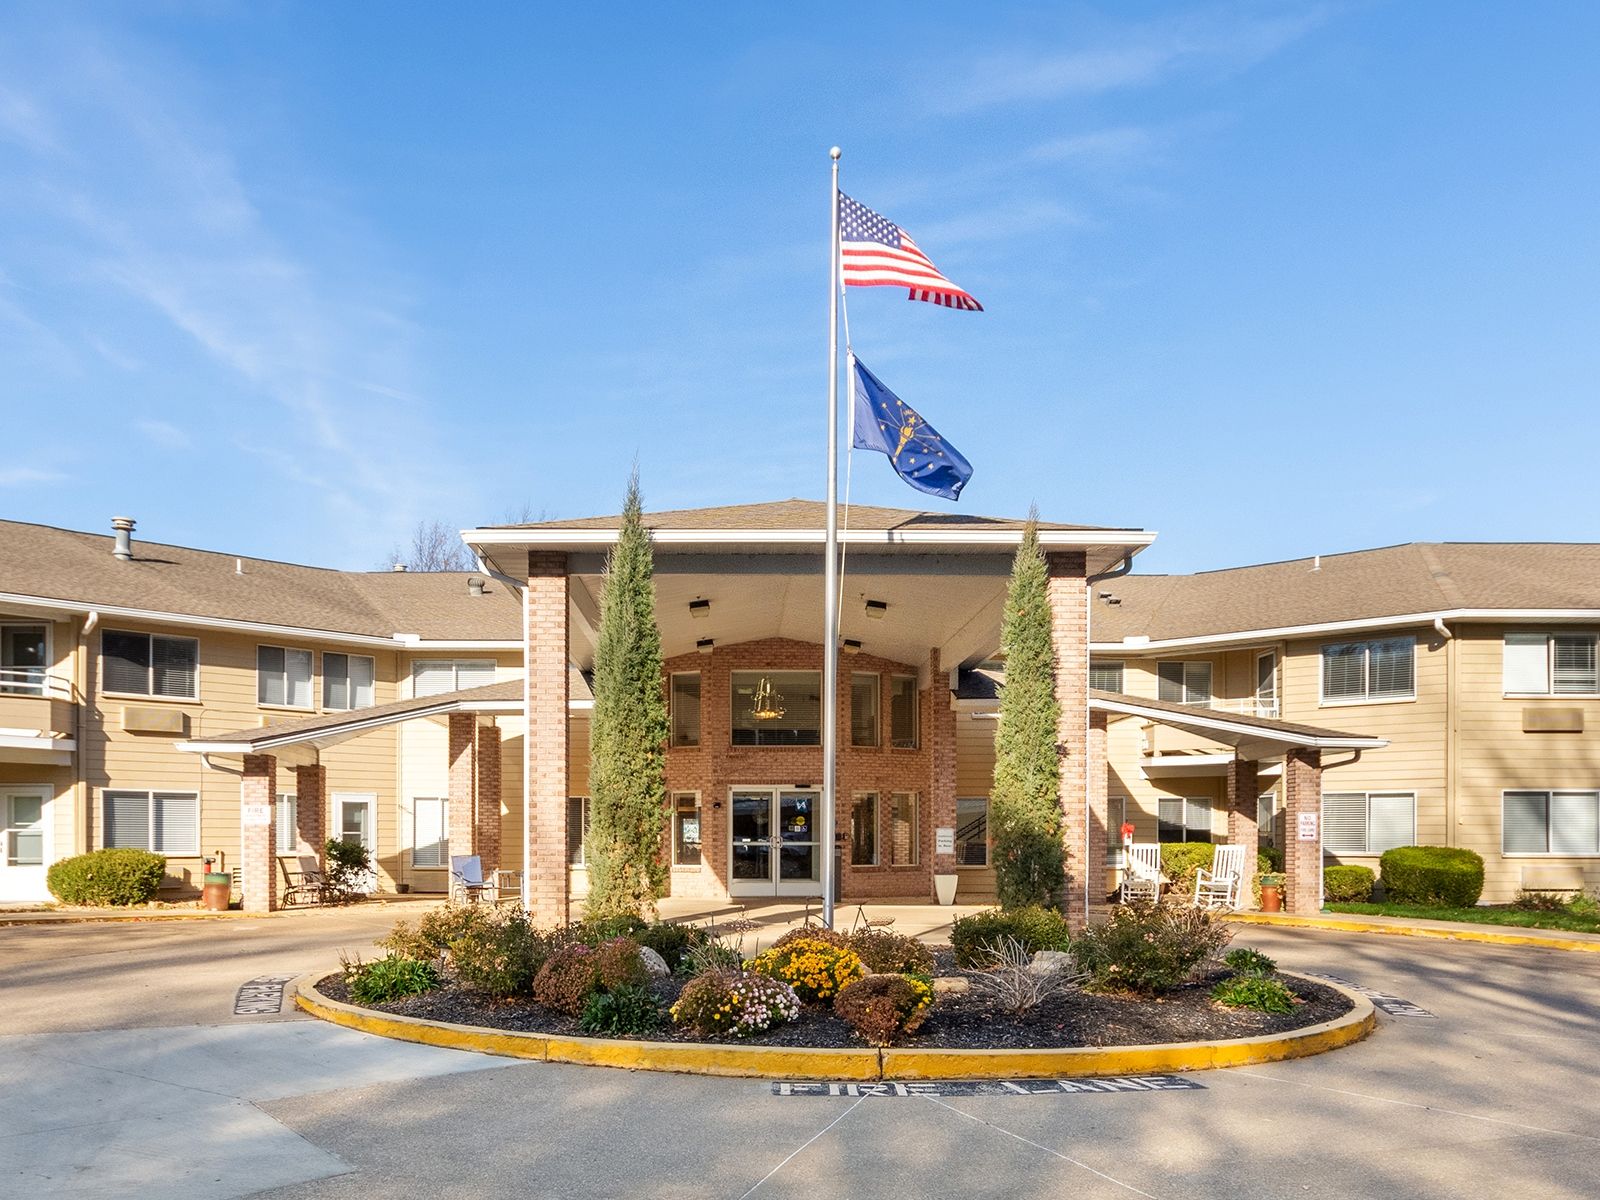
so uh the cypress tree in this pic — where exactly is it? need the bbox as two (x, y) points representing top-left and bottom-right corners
(989, 511), (1065, 910)
(584, 470), (669, 919)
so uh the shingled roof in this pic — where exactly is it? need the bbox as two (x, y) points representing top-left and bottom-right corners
(482, 498), (1123, 534)
(0, 519), (523, 641)
(1091, 542), (1600, 643)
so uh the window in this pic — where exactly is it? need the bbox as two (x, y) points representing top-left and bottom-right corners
(1158, 796), (1214, 842)
(102, 631), (198, 699)
(275, 794), (297, 855)
(324, 653), (376, 710)
(1157, 661), (1212, 707)
(850, 793), (878, 865)
(1107, 795), (1127, 864)
(850, 673), (880, 747)
(731, 671), (822, 746)
(1257, 790), (1279, 848)
(257, 646), (313, 708)
(955, 797), (988, 866)
(1503, 790), (1600, 855)
(0, 624), (48, 695)
(1322, 792), (1415, 855)
(1089, 661), (1124, 693)
(672, 793), (702, 865)
(103, 790), (198, 854)
(889, 676), (919, 748)
(413, 659), (496, 697)
(889, 792), (919, 865)
(5, 794), (44, 866)
(1504, 633), (1599, 696)
(567, 796), (590, 865)
(670, 673), (701, 747)
(413, 797), (448, 867)
(1321, 638), (1414, 703)
(1256, 652), (1278, 717)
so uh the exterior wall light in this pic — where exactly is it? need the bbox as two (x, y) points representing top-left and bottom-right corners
(696, 638), (714, 654)
(689, 599), (711, 619)
(864, 600), (888, 620)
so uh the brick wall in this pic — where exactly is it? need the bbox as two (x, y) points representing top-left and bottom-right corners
(292, 763), (326, 863)
(1047, 552), (1091, 926)
(1283, 748), (1321, 913)
(240, 753), (277, 912)
(526, 552), (570, 924)
(1226, 755), (1261, 901)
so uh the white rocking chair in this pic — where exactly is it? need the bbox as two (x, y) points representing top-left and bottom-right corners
(1193, 844), (1247, 910)
(1120, 843), (1165, 905)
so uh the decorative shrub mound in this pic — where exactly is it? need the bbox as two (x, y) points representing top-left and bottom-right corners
(448, 909), (557, 999)
(1323, 865), (1376, 904)
(1072, 904), (1233, 994)
(747, 937), (864, 1004)
(771, 926), (852, 951)
(533, 943), (603, 1015)
(576, 912), (649, 942)
(594, 936), (650, 990)
(849, 928), (935, 976)
(670, 970), (801, 1038)
(1380, 846), (1485, 907)
(1158, 844), (1276, 899)
(636, 921), (705, 972)
(345, 953), (441, 1004)
(380, 902), (495, 965)
(1211, 975), (1296, 1014)
(46, 849), (166, 906)
(834, 973), (933, 1045)
(1223, 947), (1277, 977)
(950, 906), (1071, 968)
(580, 984), (663, 1035)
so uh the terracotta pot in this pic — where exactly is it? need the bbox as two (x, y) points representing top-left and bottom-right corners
(1259, 885), (1283, 913)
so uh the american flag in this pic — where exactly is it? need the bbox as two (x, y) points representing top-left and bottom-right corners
(838, 192), (983, 312)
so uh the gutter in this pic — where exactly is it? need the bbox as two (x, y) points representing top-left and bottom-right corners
(1092, 607), (1600, 653)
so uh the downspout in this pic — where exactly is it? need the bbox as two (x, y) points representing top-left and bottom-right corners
(1436, 618), (1456, 849)
(76, 610), (100, 854)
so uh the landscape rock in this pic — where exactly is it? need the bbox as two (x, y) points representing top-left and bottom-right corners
(638, 946), (670, 977)
(1028, 950), (1073, 977)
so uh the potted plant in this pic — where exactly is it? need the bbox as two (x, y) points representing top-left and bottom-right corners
(1258, 872), (1286, 913)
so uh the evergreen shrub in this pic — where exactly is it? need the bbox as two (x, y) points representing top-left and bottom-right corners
(1380, 846), (1484, 907)
(46, 848), (166, 906)
(449, 909), (556, 999)
(950, 906), (1072, 968)
(1071, 905), (1233, 994)
(1323, 865), (1376, 903)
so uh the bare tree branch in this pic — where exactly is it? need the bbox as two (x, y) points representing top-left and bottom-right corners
(390, 519), (474, 572)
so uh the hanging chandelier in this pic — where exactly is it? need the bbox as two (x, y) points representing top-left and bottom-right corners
(749, 675), (786, 721)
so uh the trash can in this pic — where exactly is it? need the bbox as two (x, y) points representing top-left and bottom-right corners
(202, 872), (232, 912)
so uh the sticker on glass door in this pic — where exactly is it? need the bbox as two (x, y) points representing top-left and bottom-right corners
(729, 787), (822, 897)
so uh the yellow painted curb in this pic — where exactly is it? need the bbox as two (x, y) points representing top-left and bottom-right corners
(1230, 912), (1600, 954)
(296, 970), (1374, 1081)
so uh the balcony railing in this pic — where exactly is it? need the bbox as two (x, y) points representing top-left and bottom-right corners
(0, 667), (63, 699)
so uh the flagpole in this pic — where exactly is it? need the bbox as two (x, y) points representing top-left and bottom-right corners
(822, 145), (842, 930)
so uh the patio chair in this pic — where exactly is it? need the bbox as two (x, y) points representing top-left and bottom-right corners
(280, 855), (329, 907)
(449, 854), (521, 905)
(1193, 844), (1247, 910)
(1121, 843), (1164, 905)
(849, 905), (895, 934)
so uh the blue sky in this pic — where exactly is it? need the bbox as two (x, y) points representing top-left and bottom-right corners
(3, 2), (1596, 574)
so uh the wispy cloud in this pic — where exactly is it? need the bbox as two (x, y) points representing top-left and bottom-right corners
(930, 7), (1327, 114)
(915, 199), (1087, 246)
(0, 466), (66, 487)
(135, 419), (191, 449)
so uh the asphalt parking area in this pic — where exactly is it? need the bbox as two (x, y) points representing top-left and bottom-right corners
(2, 914), (1598, 1199)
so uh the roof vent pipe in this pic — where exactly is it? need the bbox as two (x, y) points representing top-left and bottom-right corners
(392, 562), (407, 572)
(467, 576), (486, 597)
(1311, 554), (1321, 572)
(111, 516), (135, 561)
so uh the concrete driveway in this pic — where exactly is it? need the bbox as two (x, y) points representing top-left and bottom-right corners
(2, 909), (1599, 1199)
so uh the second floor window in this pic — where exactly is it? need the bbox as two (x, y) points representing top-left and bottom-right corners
(1322, 637), (1414, 703)
(670, 673), (700, 747)
(1089, 660), (1124, 693)
(413, 659), (496, 697)
(323, 653), (376, 711)
(1504, 633), (1599, 696)
(731, 671), (821, 746)
(258, 646), (313, 708)
(0, 624), (48, 696)
(102, 630), (198, 699)
(1158, 661), (1212, 707)
(889, 676), (919, 748)
(851, 673), (880, 747)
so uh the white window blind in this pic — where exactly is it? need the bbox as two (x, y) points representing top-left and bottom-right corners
(1551, 792), (1599, 854)
(1089, 661), (1124, 692)
(1323, 639), (1414, 701)
(1506, 791), (1600, 855)
(104, 791), (151, 849)
(1553, 637), (1599, 695)
(1157, 661), (1211, 706)
(414, 660), (495, 697)
(1323, 792), (1414, 854)
(1368, 793), (1415, 852)
(1321, 793), (1368, 854)
(413, 797), (448, 868)
(103, 631), (198, 698)
(1503, 633), (1551, 694)
(324, 653), (376, 710)
(1502, 791), (1549, 853)
(275, 794), (297, 854)
(258, 646), (312, 708)
(105, 791), (197, 854)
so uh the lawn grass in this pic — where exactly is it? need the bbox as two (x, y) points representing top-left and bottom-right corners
(1326, 901), (1600, 935)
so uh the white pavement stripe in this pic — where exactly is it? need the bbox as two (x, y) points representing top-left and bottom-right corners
(920, 1095), (1162, 1199)
(1234, 1070), (1600, 1143)
(736, 1095), (867, 1199)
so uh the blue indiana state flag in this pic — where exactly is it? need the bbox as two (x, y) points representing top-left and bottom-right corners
(851, 354), (974, 502)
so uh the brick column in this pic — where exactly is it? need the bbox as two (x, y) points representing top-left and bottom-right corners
(1226, 754), (1260, 904)
(477, 723), (503, 873)
(1283, 748), (1322, 913)
(241, 754), (277, 913)
(1047, 551), (1091, 929)
(928, 648), (957, 891)
(293, 763), (326, 862)
(449, 711), (479, 870)
(1086, 710), (1111, 924)
(527, 551), (570, 924)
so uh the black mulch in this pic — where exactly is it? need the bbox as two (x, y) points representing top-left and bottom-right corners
(319, 955), (1352, 1050)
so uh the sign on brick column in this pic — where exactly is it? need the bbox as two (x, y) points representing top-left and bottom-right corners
(928, 648), (958, 888)
(1085, 711), (1111, 923)
(1283, 748), (1322, 913)
(526, 551), (570, 924)
(477, 723), (503, 873)
(449, 711), (479, 872)
(1046, 551), (1090, 929)
(241, 754), (277, 913)
(293, 763), (326, 862)
(1226, 755), (1260, 903)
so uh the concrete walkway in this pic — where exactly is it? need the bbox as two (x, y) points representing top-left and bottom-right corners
(1233, 908), (1600, 950)
(655, 896), (992, 946)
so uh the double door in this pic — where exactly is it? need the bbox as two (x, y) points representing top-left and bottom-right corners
(729, 787), (822, 897)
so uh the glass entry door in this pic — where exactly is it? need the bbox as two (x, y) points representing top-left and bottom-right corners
(0, 788), (49, 902)
(333, 793), (377, 893)
(729, 787), (822, 897)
